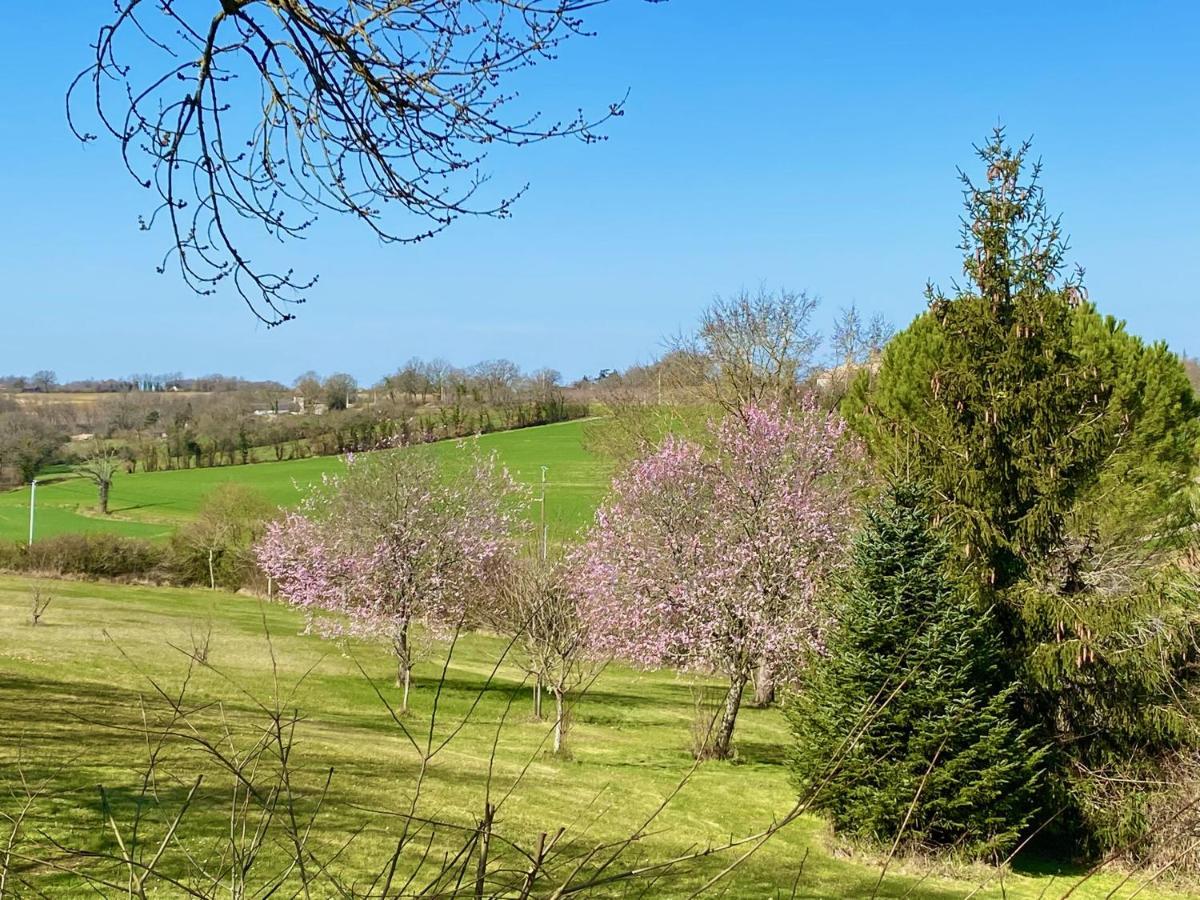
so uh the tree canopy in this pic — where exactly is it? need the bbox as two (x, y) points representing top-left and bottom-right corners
(575, 402), (864, 758)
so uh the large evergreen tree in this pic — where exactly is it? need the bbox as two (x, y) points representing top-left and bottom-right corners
(843, 130), (1200, 853)
(788, 482), (1045, 860)
(848, 130), (1114, 594)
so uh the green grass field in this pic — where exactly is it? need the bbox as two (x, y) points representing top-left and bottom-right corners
(0, 575), (1183, 898)
(0, 420), (609, 545)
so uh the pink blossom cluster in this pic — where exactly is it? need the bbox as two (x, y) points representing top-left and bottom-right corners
(572, 402), (862, 680)
(257, 447), (523, 648)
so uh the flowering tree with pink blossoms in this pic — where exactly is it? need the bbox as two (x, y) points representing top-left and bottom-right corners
(257, 444), (525, 711)
(573, 403), (863, 759)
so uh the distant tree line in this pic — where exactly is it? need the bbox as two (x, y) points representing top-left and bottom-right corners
(0, 371), (288, 394)
(0, 359), (587, 487)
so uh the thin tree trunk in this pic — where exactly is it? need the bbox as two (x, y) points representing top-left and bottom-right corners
(395, 656), (412, 712)
(753, 658), (776, 707)
(533, 672), (544, 720)
(207, 548), (216, 590)
(98, 480), (110, 515)
(552, 688), (567, 755)
(474, 802), (494, 900)
(394, 624), (412, 711)
(712, 672), (748, 760)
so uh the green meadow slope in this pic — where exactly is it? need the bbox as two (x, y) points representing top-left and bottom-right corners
(0, 575), (1183, 899)
(0, 419), (609, 545)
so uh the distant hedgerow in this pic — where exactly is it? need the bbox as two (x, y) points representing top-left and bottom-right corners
(0, 533), (168, 582)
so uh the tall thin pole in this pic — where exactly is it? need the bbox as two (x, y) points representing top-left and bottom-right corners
(28, 479), (38, 547)
(539, 466), (548, 562)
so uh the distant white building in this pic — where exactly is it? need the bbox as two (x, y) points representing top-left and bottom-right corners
(253, 400), (301, 417)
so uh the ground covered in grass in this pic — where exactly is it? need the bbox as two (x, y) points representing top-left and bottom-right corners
(0, 576), (1187, 898)
(0, 420), (609, 545)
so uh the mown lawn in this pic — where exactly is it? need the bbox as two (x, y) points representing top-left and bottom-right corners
(0, 419), (610, 545)
(0, 576), (1186, 898)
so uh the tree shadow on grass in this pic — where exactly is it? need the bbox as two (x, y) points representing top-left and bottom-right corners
(1009, 848), (1090, 880)
(32, 478), (75, 489)
(0, 671), (1095, 899)
(363, 674), (699, 718)
(732, 740), (790, 767)
(107, 501), (170, 514)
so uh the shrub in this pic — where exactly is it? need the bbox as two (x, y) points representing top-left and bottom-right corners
(1131, 751), (1200, 876)
(0, 541), (26, 571)
(1, 533), (169, 581)
(169, 484), (277, 591)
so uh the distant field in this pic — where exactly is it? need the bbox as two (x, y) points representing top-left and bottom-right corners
(0, 574), (1179, 898)
(2, 390), (213, 408)
(0, 420), (610, 545)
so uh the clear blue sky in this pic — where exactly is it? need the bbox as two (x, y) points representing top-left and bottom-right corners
(1, 2), (1197, 385)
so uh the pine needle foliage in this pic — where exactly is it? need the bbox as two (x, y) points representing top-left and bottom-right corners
(842, 128), (1200, 854)
(787, 482), (1046, 860)
(849, 129), (1112, 594)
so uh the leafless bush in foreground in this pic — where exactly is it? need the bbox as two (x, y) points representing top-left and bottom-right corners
(28, 589), (51, 627)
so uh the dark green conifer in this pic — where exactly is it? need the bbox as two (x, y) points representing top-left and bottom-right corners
(788, 482), (1045, 860)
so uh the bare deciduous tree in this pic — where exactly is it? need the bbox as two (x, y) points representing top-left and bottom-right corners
(70, 1), (643, 323)
(530, 368), (562, 401)
(470, 359), (522, 406)
(77, 441), (121, 515)
(830, 304), (892, 370)
(30, 371), (57, 394)
(292, 371), (323, 411)
(492, 555), (597, 754)
(673, 287), (822, 419)
(29, 589), (52, 627)
(823, 303), (893, 403)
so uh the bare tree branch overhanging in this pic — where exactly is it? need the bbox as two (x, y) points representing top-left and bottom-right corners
(70, 1), (651, 324)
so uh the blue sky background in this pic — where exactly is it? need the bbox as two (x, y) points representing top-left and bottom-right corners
(1, 2), (1197, 385)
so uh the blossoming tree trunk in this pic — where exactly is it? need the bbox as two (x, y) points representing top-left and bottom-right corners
(710, 672), (748, 760)
(753, 658), (776, 707)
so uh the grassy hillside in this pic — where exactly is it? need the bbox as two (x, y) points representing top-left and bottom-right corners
(0, 420), (609, 545)
(0, 575), (1182, 898)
